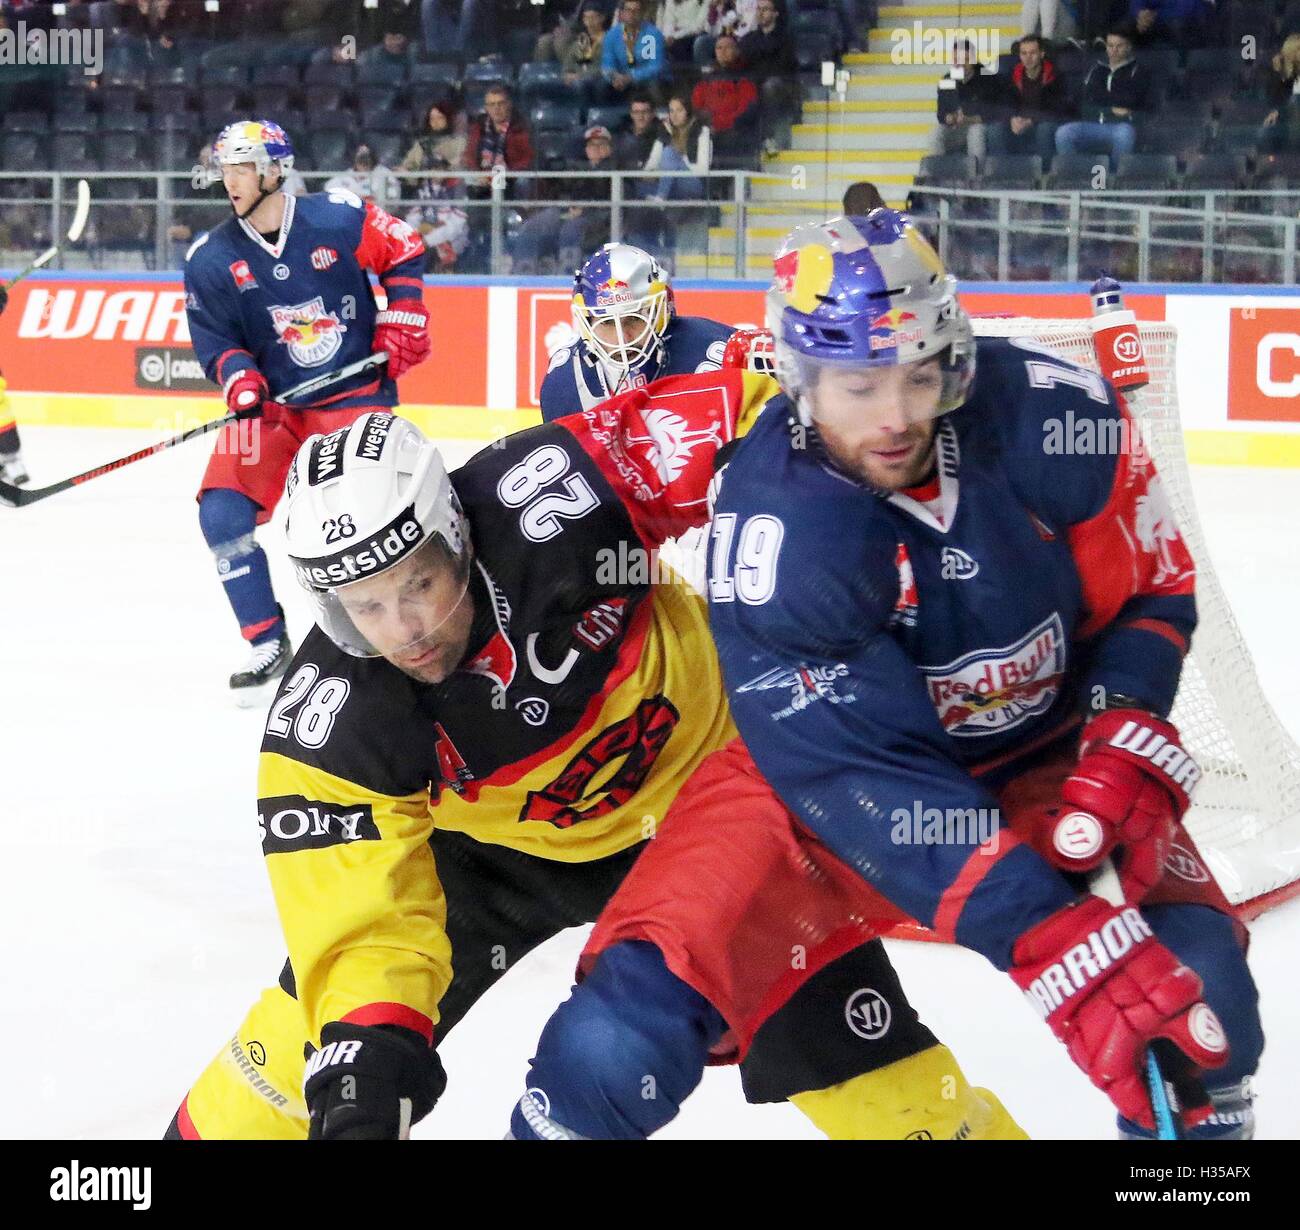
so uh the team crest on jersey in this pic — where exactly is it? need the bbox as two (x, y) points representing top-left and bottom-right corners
(920, 612), (1067, 737)
(270, 297), (346, 366)
(311, 246), (339, 271)
(622, 406), (722, 489)
(736, 662), (856, 722)
(229, 260), (257, 291)
(1132, 472), (1194, 589)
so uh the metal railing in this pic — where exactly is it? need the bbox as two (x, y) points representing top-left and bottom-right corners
(2, 170), (1298, 282)
(908, 185), (1300, 284)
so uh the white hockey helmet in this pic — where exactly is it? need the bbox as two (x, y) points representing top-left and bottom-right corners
(284, 413), (471, 658)
(571, 242), (675, 391)
(211, 119), (295, 185)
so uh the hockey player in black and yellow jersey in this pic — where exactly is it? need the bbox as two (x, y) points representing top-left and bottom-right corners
(166, 374), (1026, 1140)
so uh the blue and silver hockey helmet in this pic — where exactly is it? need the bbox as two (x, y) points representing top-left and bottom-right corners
(572, 243), (676, 391)
(211, 119), (296, 183)
(765, 209), (975, 426)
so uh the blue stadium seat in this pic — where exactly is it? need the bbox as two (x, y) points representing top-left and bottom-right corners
(1113, 154), (1178, 190)
(200, 64), (248, 88)
(1046, 153), (1112, 189)
(259, 64), (303, 89)
(314, 111), (358, 134)
(105, 65), (148, 90)
(252, 86), (296, 116)
(54, 112), (100, 135)
(795, 32), (836, 74)
(305, 61), (356, 88)
(517, 61), (565, 105)
(152, 84), (196, 116)
(2, 134), (50, 173)
(309, 130), (352, 170)
(52, 133), (100, 174)
(6, 112), (50, 137)
(102, 132), (154, 170)
(410, 62), (462, 94)
(357, 85), (402, 112)
(200, 85), (244, 115)
(150, 65), (191, 87)
(367, 132), (407, 169)
(362, 58), (409, 88)
(530, 102), (583, 133)
(87, 1), (125, 31)
(101, 85), (143, 115)
(585, 105), (627, 132)
(105, 111), (150, 135)
(463, 58), (515, 90)
(1183, 153), (1249, 188)
(360, 106), (407, 134)
(534, 130), (577, 169)
(304, 85), (348, 112)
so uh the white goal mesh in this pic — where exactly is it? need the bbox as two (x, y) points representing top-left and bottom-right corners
(975, 317), (1300, 915)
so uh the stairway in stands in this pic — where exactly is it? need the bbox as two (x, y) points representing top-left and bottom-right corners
(686, 0), (1020, 276)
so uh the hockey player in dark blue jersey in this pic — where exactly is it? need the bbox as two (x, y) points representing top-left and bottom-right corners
(538, 243), (733, 422)
(184, 120), (431, 702)
(508, 212), (1262, 1141)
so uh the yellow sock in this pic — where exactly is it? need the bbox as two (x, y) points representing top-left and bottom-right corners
(790, 1044), (1029, 1140)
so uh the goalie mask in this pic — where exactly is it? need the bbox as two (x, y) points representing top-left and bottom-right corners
(765, 210), (975, 429)
(284, 414), (472, 665)
(572, 243), (675, 392)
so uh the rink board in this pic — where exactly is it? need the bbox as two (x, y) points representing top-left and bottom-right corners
(2, 275), (1299, 465)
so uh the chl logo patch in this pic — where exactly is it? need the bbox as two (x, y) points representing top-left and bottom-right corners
(845, 987), (891, 1040)
(311, 245), (339, 271)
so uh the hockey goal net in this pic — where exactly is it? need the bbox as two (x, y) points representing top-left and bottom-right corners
(974, 317), (1300, 919)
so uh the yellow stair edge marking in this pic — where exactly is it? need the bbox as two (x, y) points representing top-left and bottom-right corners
(877, 3), (1021, 15)
(768, 149), (926, 163)
(805, 100), (935, 113)
(792, 122), (933, 134)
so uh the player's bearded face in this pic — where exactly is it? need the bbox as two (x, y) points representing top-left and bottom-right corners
(221, 161), (281, 217)
(809, 359), (943, 491)
(337, 541), (475, 685)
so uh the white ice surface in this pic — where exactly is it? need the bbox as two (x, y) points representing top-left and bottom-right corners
(1, 424), (1296, 1140)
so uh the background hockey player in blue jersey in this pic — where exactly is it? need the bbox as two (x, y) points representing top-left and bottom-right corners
(509, 211), (1262, 1141)
(539, 242), (734, 422)
(185, 120), (431, 702)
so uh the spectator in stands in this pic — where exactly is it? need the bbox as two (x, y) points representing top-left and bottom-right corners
(511, 124), (619, 273)
(122, 0), (188, 41)
(617, 95), (666, 167)
(986, 33), (1069, 160)
(405, 182), (471, 274)
(325, 143), (402, 205)
(1129, 0), (1213, 50)
(707, 0), (759, 38)
(928, 38), (1003, 160)
(402, 101), (468, 188)
(616, 95), (675, 255)
(1020, 0), (1077, 42)
(1054, 25), (1153, 158)
(659, 0), (711, 63)
(842, 181), (885, 213)
(691, 32), (761, 161)
(359, 20), (416, 72)
(602, 0), (670, 103)
(644, 93), (711, 200)
(463, 83), (534, 196)
(558, 2), (611, 109)
(1260, 33), (1300, 155)
(738, 0), (796, 152)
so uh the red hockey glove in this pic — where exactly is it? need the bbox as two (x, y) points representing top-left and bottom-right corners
(1010, 896), (1227, 1130)
(1044, 708), (1199, 902)
(373, 301), (431, 379)
(223, 368), (270, 419)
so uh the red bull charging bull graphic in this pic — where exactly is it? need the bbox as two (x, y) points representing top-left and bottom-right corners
(269, 297), (347, 367)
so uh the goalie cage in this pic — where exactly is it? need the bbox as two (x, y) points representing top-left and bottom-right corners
(970, 316), (1300, 920)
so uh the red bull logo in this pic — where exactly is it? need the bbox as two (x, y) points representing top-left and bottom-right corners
(270, 296), (346, 367)
(869, 307), (923, 351)
(772, 242), (833, 314)
(595, 277), (633, 308)
(920, 613), (1067, 737)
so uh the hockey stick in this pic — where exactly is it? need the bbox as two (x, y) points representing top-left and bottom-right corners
(2, 180), (91, 291)
(0, 352), (388, 509)
(1089, 861), (1183, 1139)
